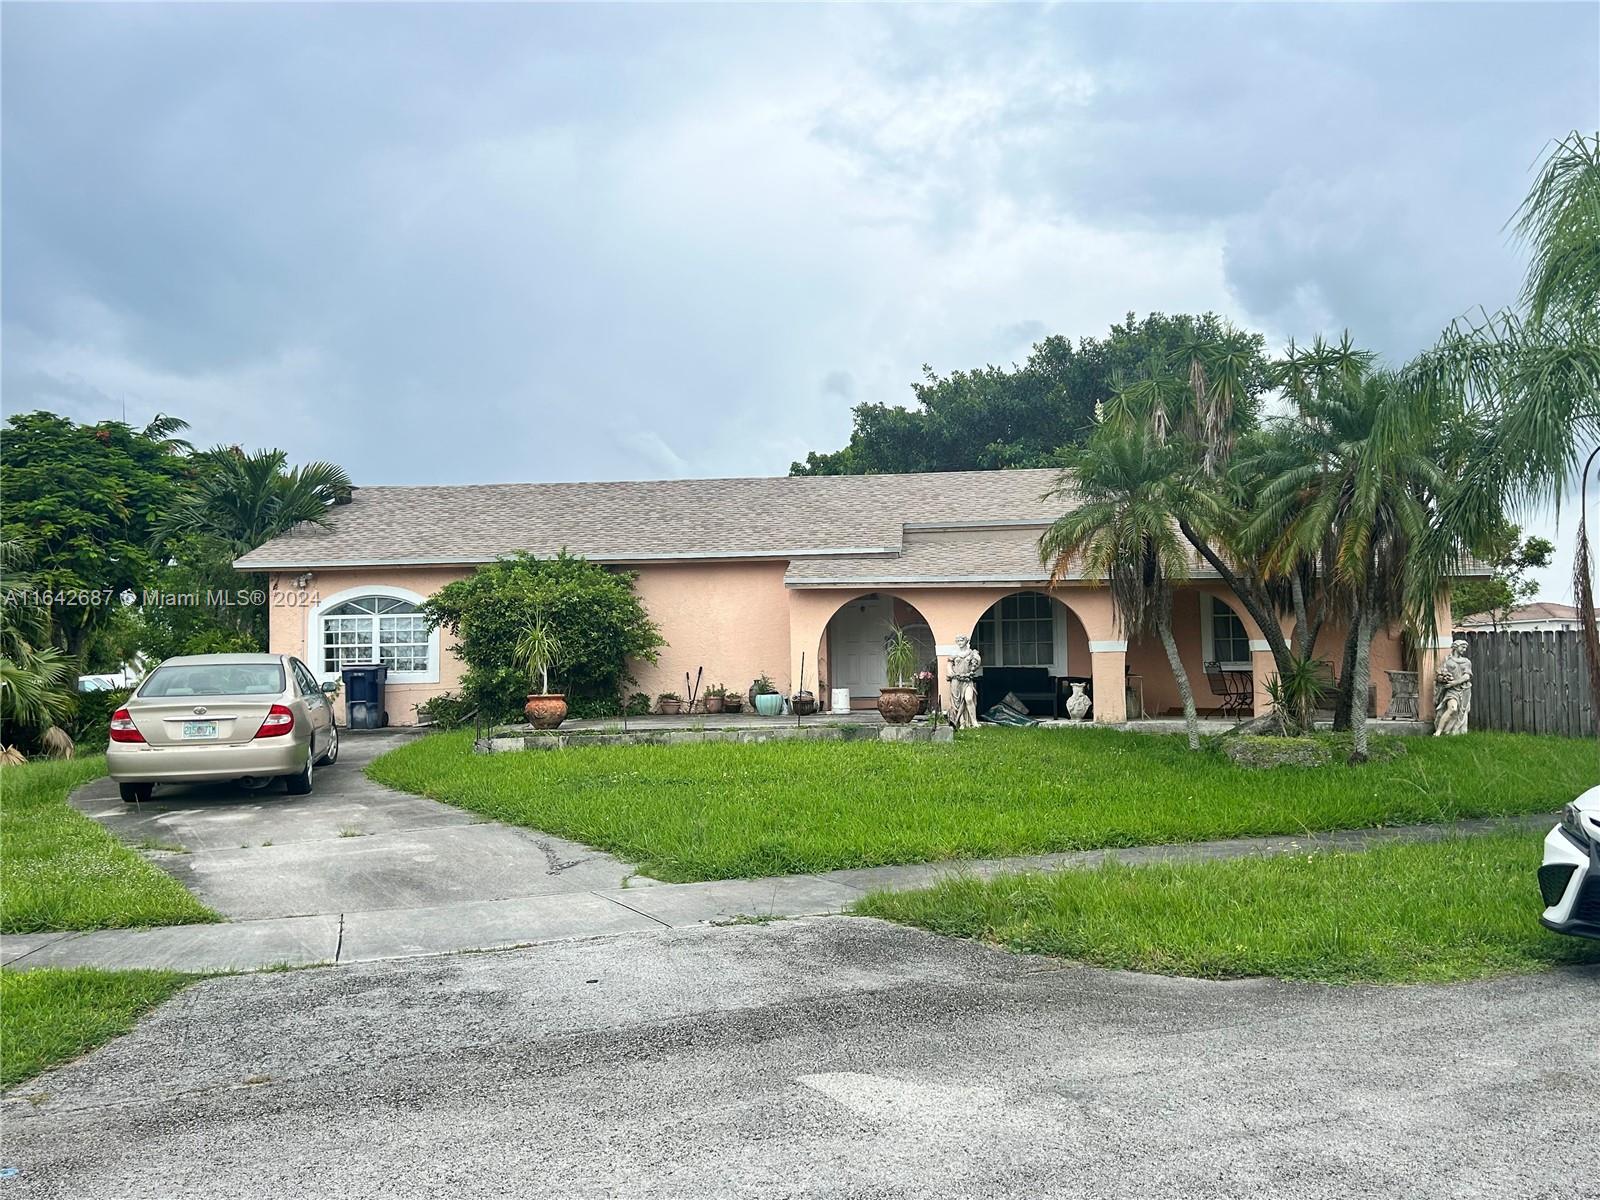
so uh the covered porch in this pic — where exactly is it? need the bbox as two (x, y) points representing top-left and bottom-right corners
(787, 581), (1431, 725)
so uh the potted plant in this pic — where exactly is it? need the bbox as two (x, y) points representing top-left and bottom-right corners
(914, 668), (935, 714)
(877, 625), (921, 724)
(517, 612), (567, 729)
(791, 690), (818, 716)
(657, 692), (682, 715)
(703, 684), (726, 714)
(722, 689), (744, 714)
(752, 674), (782, 717)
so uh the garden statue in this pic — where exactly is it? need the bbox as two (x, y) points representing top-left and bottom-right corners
(1433, 640), (1473, 736)
(1065, 681), (1092, 721)
(947, 634), (981, 730)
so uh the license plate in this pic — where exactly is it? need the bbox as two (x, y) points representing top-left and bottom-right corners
(181, 721), (218, 740)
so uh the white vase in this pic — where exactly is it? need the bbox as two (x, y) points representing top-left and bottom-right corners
(1065, 682), (1092, 721)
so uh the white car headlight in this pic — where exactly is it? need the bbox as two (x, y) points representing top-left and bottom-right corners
(1560, 803), (1593, 848)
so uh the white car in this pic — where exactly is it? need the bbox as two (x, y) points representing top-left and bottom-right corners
(1540, 784), (1600, 940)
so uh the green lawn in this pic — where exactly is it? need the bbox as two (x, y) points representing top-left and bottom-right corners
(368, 727), (1593, 882)
(854, 831), (1600, 984)
(1, 757), (220, 933)
(0, 967), (195, 1090)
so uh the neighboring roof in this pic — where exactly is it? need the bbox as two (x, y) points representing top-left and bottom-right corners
(234, 469), (1067, 570)
(1458, 602), (1592, 627)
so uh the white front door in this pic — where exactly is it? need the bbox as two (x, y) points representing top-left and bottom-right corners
(830, 597), (890, 699)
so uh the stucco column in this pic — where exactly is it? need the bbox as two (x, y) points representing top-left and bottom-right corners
(1089, 641), (1128, 723)
(1250, 640), (1277, 716)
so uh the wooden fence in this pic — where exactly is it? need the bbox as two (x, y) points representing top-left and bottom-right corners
(1458, 630), (1594, 737)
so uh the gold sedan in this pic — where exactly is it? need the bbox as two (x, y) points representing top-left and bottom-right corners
(107, 653), (338, 803)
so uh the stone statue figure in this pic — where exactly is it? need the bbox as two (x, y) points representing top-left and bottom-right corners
(1433, 640), (1473, 736)
(946, 634), (982, 730)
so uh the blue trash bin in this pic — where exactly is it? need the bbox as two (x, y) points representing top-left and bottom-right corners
(340, 663), (390, 729)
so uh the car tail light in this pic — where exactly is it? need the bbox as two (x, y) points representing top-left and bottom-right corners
(253, 704), (295, 739)
(109, 709), (146, 744)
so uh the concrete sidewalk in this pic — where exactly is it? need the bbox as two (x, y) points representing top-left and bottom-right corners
(0, 812), (1553, 973)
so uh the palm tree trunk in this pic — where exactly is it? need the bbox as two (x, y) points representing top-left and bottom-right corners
(1176, 517), (1294, 673)
(1155, 602), (1201, 751)
(1347, 604), (1375, 764)
(1331, 622), (1359, 732)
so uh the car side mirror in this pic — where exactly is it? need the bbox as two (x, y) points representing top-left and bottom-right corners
(321, 682), (340, 696)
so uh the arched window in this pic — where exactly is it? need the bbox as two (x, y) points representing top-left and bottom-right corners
(320, 596), (432, 676)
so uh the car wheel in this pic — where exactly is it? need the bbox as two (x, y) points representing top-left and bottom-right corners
(315, 724), (339, 767)
(281, 753), (314, 796)
(119, 782), (154, 804)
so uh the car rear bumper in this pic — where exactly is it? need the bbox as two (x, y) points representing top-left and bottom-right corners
(1539, 825), (1600, 940)
(107, 738), (309, 783)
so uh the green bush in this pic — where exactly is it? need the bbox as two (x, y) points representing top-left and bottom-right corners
(68, 688), (133, 746)
(423, 552), (664, 723)
(414, 692), (475, 730)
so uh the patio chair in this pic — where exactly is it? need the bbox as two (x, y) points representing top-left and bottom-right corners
(1203, 661), (1253, 719)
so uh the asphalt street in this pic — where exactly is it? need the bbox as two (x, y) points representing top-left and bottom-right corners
(4, 917), (1594, 1199)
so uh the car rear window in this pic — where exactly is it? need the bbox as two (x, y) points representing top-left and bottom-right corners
(140, 663), (286, 698)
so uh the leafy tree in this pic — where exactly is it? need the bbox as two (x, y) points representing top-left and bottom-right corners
(1450, 523), (1554, 628)
(792, 313), (1268, 476)
(0, 412), (190, 662)
(1040, 430), (1203, 750)
(423, 552), (664, 722)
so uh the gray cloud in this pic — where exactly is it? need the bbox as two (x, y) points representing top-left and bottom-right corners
(3, 3), (1594, 595)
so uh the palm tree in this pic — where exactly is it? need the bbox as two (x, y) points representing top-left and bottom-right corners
(0, 540), (77, 746)
(1415, 131), (1600, 715)
(157, 447), (354, 558)
(1252, 364), (1442, 762)
(1040, 430), (1202, 750)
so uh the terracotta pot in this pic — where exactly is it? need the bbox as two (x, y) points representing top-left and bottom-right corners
(877, 687), (921, 725)
(703, 695), (725, 714)
(524, 694), (568, 730)
(658, 699), (682, 715)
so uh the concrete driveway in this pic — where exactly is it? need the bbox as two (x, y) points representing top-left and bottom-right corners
(70, 731), (640, 919)
(3, 918), (1592, 1199)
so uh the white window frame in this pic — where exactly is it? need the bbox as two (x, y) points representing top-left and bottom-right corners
(974, 591), (1066, 674)
(1200, 593), (1252, 672)
(307, 584), (440, 685)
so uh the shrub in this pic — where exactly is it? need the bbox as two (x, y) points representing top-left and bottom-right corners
(624, 692), (651, 717)
(69, 689), (133, 746)
(423, 552), (664, 723)
(414, 693), (474, 730)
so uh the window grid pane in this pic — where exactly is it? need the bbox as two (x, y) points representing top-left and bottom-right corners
(321, 603), (431, 675)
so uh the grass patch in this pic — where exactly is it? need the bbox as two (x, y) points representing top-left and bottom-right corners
(1, 757), (220, 933)
(854, 831), (1600, 984)
(369, 727), (1593, 882)
(1, 967), (196, 1090)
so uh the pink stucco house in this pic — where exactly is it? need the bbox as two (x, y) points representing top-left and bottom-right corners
(235, 468), (1468, 725)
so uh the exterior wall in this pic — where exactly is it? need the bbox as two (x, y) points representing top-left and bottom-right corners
(626, 561), (793, 707)
(266, 560), (1426, 727)
(267, 567), (470, 725)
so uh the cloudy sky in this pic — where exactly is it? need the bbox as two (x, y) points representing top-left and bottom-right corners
(3, 3), (1596, 597)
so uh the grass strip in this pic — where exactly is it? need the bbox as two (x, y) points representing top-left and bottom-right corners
(1, 967), (196, 1090)
(854, 830), (1600, 984)
(1, 757), (220, 933)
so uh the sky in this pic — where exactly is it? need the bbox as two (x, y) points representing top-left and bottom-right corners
(3, 2), (1596, 600)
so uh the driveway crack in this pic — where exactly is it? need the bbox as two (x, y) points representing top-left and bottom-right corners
(334, 913), (346, 963)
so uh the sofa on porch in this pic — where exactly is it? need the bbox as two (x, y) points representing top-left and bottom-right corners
(976, 668), (1069, 719)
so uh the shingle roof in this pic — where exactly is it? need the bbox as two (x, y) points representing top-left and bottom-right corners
(233, 469), (1066, 570)
(1458, 602), (1591, 627)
